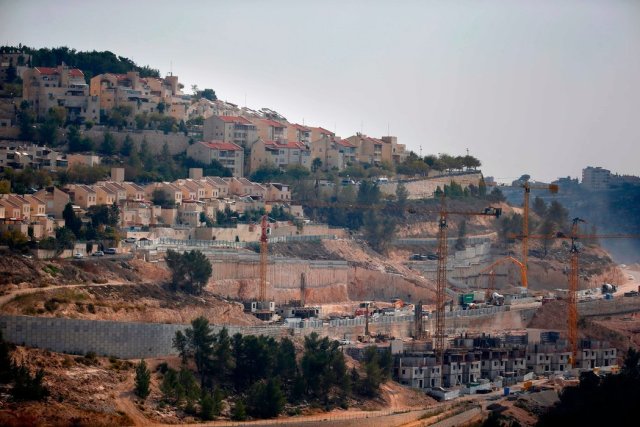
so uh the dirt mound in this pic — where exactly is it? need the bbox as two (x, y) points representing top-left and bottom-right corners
(0, 347), (133, 427)
(528, 300), (568, 330)
(0, 253), (155, 293)
(2, 283), (261, 326)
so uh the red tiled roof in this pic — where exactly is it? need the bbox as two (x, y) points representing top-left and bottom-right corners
(290, 123), (311, 132)
(264, 140), (307, 150)
(312, 127), (335, 136)
(199, 140), (243, 151)
(261, 119), (286, 128)
(217, 115), (252, 125)
(334, 139), (355, 148)
(35, 67), (84, 77)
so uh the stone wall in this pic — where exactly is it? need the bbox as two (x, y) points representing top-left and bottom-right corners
(379, 172), (483, 200)
(84, 128), (190, 155)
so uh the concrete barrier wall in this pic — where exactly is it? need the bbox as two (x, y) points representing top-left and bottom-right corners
(379, 173), (483, 200)
(579, 297), (640, 317)
(0, 315), (287, 359)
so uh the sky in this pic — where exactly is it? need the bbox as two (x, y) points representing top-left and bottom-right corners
(1, 0), (639, 182)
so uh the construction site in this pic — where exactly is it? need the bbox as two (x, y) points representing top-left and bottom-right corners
(2, 184), (640, 426)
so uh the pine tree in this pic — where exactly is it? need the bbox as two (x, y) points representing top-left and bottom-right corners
(134, 359), (151, 399)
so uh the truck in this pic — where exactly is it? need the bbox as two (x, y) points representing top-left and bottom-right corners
(459, 293), (474, 307)
(489, 292), (505, 306)
(601, 283), (617, 294)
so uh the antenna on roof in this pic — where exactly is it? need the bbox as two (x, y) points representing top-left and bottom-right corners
(387, 122), (390, 136)
(170, 60), (173, 76)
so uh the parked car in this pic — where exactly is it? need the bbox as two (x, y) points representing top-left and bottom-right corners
(124, 237), (136, 243)
(92, 251), (104, 257)
(104, 248), (117, 255)
(73, 253), (84, 259)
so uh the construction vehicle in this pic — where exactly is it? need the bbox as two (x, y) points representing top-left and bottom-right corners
(489, 292), (505, 306)
(601, 283), (617, 294)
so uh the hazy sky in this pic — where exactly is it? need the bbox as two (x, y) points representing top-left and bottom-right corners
(2, 0), (639, 182)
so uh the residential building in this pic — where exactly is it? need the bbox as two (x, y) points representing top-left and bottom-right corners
(582, 166), (611, 191)
(122, 182), (146, 202)
(287, 123), (312, 145)
(89, 71), (184, 120)
(309, 127), (334, 145)
(0, 198), (22, 220)
(203, 176), (230, 198)
(145, 182), (183, 206)
(265, 183), (291, 202)
(202, 115), (258, 148)
(95, 186), (117, 206)
(250, 118), (288, 142)
(225, 177), (267, 199)
(22, 65), (99, 123)
(186, 140), (244, 177)
(68, 184), (97, 209)
(34, 187), (71, 219)
(178, 200), (204, 226)
(24, 195), (46, 218)
(250, 139), (310, 172)
(0, 144), (67, 171)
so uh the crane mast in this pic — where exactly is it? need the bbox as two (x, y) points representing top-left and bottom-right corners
(259, 214), (268, 302)
(435, 210), (448, 364)
(568, 217), (584, 367)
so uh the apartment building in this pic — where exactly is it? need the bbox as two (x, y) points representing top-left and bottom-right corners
(0, 144), (67, 171)
(22, 65), (99, 123)
(582, 166), (611, 191)
(287, 123), (312, 145)
(250, 118), (288, 142)
(89, 71), (184, 120)
(250, 139), (310, 172)
(202, 115), (258, 148)
(309, 127), (334, 144)
(186, 141), (244, 177)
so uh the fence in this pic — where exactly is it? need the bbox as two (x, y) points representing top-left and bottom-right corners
(137, 234), (336, 250)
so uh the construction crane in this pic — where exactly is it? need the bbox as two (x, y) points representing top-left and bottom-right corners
(490, 181), (558, 287)
(515, 225), (640, 367)
(433, 197), (503, 364)
(477, 256), (526, 299)
(259, 214), (268, 302)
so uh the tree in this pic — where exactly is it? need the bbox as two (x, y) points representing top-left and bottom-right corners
(539, 218), (555, 256)
(199, 390), (220, 420)
(201, 88), (217, 101)
(488, 187), (506, 203)
(180, 316), (215, 387)
(157, 101), (166, 114)
(17, 101), (36, 140)
(120, 135), (134, 156)
(165, 249), (213, 295)
(455, 220), (467, 250)
(247, 378), (285, 419)
(99, 132), (117, 155)
(395, 182), (409, 211)
(231, 400), (247, 421)
(532, 196), (547, 217)
(134, 359), (151, 399)
(546, 200), (569, 229)
(311, 157), (323, 173)
(62, 203), (82, 237)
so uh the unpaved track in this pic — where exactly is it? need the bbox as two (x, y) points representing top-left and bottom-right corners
(0, 281), (141, 307)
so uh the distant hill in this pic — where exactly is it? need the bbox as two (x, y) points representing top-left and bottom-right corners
(1, 45), (160, 82)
